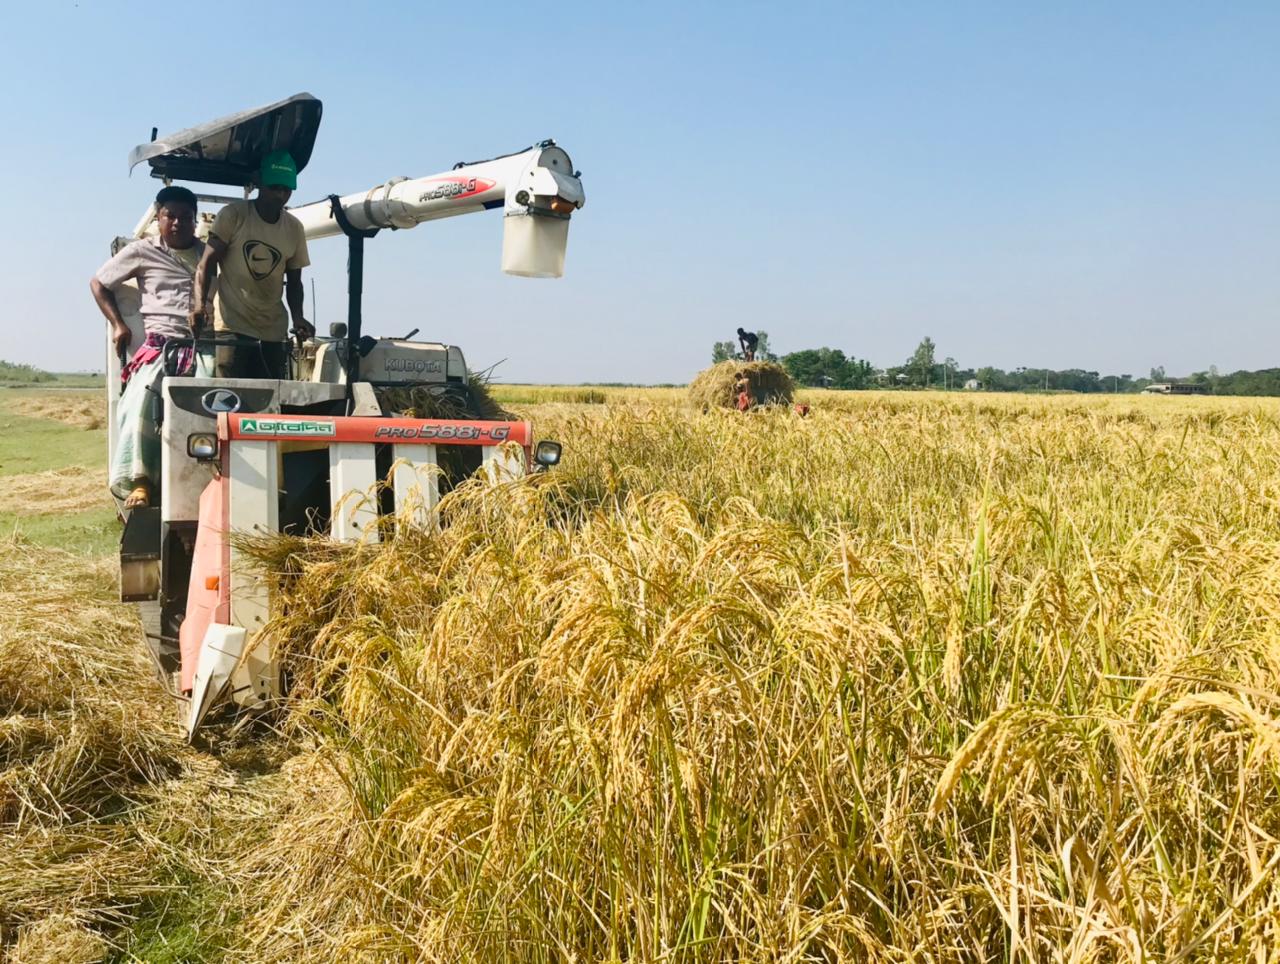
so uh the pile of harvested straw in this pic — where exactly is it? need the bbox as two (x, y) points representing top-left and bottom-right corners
(687, 359), (794, 410)
(0, 540), (181, 951)
(4, 394), (103, 430)
(0, 539), (302, 960)
(0, 466), (106, 517)
(376, 373), (511, 421)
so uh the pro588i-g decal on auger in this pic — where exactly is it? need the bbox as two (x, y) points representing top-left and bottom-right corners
(111, 93), (580, 740)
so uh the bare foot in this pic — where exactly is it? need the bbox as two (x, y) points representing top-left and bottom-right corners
(123, 484), (150, 510)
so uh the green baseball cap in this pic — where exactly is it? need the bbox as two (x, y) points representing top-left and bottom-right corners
(259, 150), (297, 189)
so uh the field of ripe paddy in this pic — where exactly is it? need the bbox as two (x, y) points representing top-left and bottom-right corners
(2, 386), (1279, 961)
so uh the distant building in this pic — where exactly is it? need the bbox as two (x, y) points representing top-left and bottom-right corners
(963, 378), (981, 391)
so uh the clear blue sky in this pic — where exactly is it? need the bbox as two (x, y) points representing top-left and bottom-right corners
(1, 0), (1276, 382)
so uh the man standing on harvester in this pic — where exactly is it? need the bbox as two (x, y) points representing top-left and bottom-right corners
(190, 150), (314, 377)
(91, 186), (204, 509)
(737, 327), (758, 362)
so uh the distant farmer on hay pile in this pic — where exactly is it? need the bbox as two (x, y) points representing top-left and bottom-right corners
(90, 185), (204, 510)
(737, 328), (758, 362)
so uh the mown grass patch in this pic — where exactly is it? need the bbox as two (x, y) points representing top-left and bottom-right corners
(112, 875), (238, 964)
(0, 408), (106, 478)
(0, 392), (116, 555)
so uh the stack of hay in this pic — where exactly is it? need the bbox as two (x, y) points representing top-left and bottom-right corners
(688, 360), (795, 411)
(375, 373), (511, 421)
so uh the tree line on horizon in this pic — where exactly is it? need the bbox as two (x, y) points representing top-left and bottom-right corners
(713, 335), (1280, 396)
(0, 360), (56, 384)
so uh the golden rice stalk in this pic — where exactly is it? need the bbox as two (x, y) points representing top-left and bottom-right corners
(10, 912), (107, 964)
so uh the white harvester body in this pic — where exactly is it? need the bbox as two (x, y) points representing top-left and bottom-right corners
(108, 93), (580, 739)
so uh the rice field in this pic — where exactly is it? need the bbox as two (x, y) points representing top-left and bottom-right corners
(3, 387), (1280, 960)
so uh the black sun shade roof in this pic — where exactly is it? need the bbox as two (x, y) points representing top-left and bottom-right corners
(128, 93), (323, 187)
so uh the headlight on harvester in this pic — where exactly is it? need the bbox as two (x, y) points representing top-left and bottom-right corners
(187, 433), (219, 461)
(534, 440), (562, 469)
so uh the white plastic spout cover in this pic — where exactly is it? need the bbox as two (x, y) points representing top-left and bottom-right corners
(502, 213), (569, 278)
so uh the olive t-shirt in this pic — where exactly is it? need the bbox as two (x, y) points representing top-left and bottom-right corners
(210, 200), (310, 341)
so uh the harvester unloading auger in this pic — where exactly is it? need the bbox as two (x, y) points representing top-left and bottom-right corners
(107, 93), (585, 740)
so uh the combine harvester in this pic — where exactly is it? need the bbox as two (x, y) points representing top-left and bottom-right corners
(106, 93), (584, 739)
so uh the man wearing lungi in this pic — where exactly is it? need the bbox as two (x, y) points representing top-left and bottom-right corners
(90, 185), (203, 510)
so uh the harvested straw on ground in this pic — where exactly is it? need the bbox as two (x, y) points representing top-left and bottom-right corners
(0, 540), (184, 950)
(4, 395), (103, 430)
(376, 373), (511, 421)
(687, 359), (794, 410)
(10, 913), (107, 964)
(0, 466), (106, 517)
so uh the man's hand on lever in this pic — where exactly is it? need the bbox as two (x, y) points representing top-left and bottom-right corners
(291, 317), (315, 348)
(190, 236), (224, 342)
(112, 321), (131, 356)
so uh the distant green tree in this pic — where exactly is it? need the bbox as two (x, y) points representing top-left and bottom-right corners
(781, 348), (877, 388)
(943, 356), (958, 390)
(782, 348), (845, 386)
(0, 360), (53, 384)
(846, 357), (876, 389)
(754, 330), (779, 363)
(711, 341), (736, 364)
(774, 354), (1280, 398)
(910, 337), (936, 387)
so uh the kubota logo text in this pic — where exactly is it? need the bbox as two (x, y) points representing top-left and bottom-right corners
(385, 357), (443, 373)
(239, 418), (336, 437)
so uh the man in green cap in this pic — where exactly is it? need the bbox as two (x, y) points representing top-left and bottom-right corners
(190, 150), (314, 378)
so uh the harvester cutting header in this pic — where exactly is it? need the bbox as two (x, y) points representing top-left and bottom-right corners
(102, 92), (585, 739)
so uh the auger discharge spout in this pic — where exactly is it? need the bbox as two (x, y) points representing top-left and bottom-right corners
(288, 141), (585, 278)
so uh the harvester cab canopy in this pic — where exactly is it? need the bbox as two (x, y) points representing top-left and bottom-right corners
(128, 92), (323, 187)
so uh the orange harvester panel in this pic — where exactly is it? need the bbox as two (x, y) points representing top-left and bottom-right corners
(221, 413), (532, 447)
(179, 476), (230, 693)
